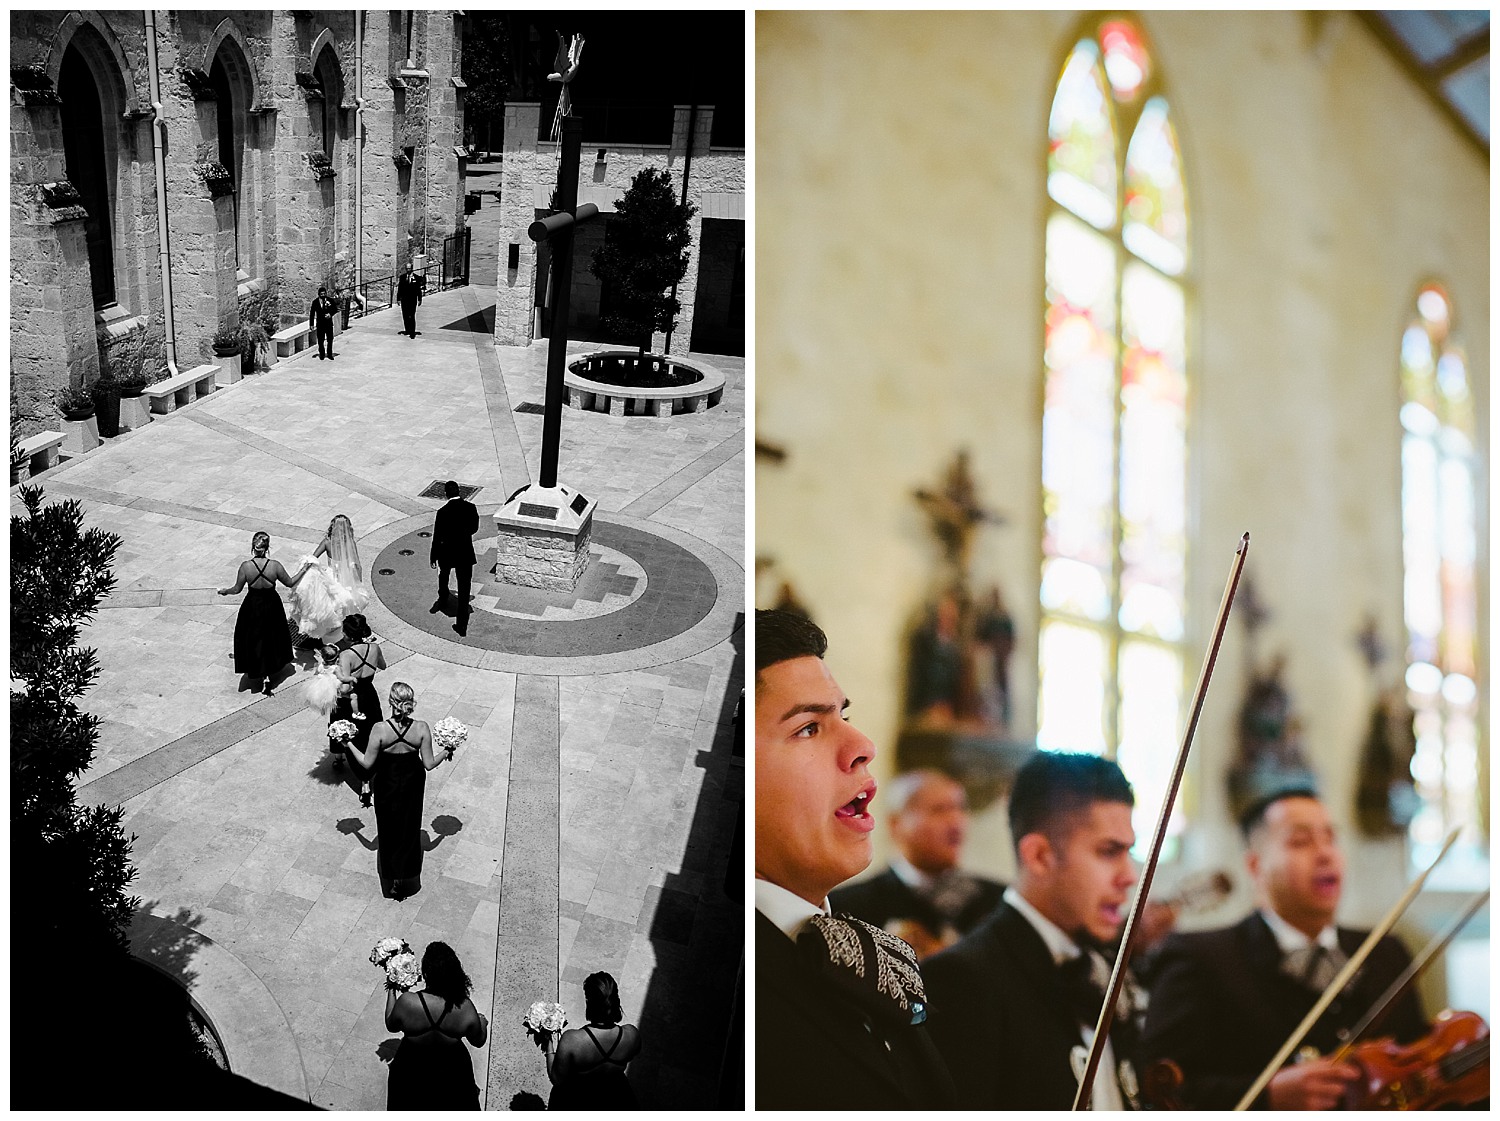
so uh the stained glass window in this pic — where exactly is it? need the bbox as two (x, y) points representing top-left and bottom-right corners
(1400, 285), (1484, 859)
(1040, 18), (1190, 847)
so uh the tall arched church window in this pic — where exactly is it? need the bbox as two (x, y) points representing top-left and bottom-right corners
(1038, 17), (1190, 845)
(209, 51), (242, 267)
(1399, 285), (1484, 861)
(59, 40), (115, 307)
(314, 47), (343, 162)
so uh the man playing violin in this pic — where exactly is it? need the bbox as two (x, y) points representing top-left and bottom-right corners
(1139, 788), (1426, 1109)
(923, 750), (1149, 1109)
(753, 610), (957, 1109)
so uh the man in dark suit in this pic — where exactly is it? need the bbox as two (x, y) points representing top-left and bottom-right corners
(923, 751), (1146, 1110)
(429, 480), (479, 635)
(754, 609), (956, 1110)
(309, 286), (338, 360)
(396, 261), (423, 337)
(1140, 789), (1427, 1109)
(830, 768), (1004, 959)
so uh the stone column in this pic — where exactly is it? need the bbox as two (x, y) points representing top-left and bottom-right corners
(9, 90), (102, 432)
(357, 14), (399, 283)
(494, 102), (543, 346)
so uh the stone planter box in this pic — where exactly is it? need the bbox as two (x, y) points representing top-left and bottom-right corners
(62, 414), (99, 455)
(214, 352), (242, 386)
(119, 395), (152, 432)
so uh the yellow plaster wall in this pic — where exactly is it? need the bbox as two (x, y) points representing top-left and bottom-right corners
(755, 11), (1489, 922)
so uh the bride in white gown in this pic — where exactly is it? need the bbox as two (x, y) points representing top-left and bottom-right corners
(290, 515), (370, 643)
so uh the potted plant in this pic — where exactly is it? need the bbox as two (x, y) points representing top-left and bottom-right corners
(10, 410), (28, 484)
(56, 384), (99, 455)
(91, 375), (121, 438)
(57, 383), (96, 420)
(243, 322), (272, 373)
(211, 323), (246, 385)
(116, 365), (153, 431)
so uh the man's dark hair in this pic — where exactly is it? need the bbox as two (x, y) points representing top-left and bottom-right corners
(755, 608), (827, 680)
(1008, 750), (1134, 853)
(318, 286), (326, 293)
(1238, 786), (1321, 843)
(444, 480), (460, 498)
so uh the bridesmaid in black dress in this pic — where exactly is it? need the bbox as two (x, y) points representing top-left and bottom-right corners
(336, 614), (386, 806)
(385, 941), (488, 1109)
(544, 972), (642, 1109)
(218, 531), (311, 694)
(347, 682), (454, 899)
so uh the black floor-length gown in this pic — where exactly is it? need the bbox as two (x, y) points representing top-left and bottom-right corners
(387, 994), (481, 1109)
(373, 728), (426, 898)
(335, 645), (383, 785)
(232, 562), (292, 682)
(547, 1026), (640, 1109)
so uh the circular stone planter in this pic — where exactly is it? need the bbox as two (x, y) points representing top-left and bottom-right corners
(564, 350), (726, 417)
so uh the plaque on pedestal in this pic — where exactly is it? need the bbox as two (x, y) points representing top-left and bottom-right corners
(491, 482), (596, 591)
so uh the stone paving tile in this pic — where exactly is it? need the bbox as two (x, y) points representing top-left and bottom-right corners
(37, 272), (745, 1108)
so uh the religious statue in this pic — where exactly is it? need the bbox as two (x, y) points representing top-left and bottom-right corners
(1352, 616), (1419, 836)
(1226, 653), (1318, 820)
(547, 31), (585, 141)
(896, 454), (1027, 810)
(913, 450), (1005, 590)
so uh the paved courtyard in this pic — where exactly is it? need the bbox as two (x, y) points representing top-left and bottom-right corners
(25, 208), (745, 1109)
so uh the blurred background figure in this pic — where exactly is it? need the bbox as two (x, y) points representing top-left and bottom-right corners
(831, 769), (1003, 959)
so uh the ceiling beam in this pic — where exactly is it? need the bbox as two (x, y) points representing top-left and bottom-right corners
(1356, 12), (1488, 157)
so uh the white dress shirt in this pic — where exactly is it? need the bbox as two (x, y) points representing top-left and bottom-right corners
(755, 878), (831, 942)
(1004, 887), (1127, 1111)
(1259, 906), (1340, 955)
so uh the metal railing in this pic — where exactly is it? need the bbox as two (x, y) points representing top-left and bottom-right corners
(348, 230), (471, 320)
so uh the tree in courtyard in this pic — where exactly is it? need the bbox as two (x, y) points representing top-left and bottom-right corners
(591, 167), (697, 354)
(462, 12), (511, 154)
(11, 484), (139, 1023)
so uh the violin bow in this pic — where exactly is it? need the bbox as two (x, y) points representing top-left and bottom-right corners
(1232, 825), (1463, 1110)
(1071, 532), (1250, 1111)
(1327, 886), (1489, 1064)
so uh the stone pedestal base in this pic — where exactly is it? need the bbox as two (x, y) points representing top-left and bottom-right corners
(62, 415), (99, 455)
(119, 395), (151, 432)
(215, 353), (242, 386)
(491, 483), (598, 591)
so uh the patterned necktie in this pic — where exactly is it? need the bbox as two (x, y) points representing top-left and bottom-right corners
(1282, 943), (1347, 992)
(923, 871), (983, 925)
(798, 912), (929, 1027)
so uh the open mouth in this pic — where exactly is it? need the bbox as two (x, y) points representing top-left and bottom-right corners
(1312, 873), (1341, 895)
(1101, 901), (1124, 925)
(835, 787), (875, 833)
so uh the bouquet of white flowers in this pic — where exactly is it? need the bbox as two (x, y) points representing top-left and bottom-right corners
(385, 951), (422, 992)
(329, 719), (358, 743)
(369, 937), (410, 968)
(522, 1000), (568, 1038)
(433, 716), (468, 757)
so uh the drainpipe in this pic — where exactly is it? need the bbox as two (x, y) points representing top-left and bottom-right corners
(145, 10), (180, 374)
(352, 10), (367, 315)
(662, 103), (696, 356)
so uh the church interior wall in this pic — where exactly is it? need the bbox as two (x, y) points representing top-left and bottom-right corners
(756, 11), (1488, 931)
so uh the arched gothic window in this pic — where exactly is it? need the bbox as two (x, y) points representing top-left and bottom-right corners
(208, 39), (253, 270)
(1038, 17), (1190, 842)
(1399, 285), (1483, 858)
(314, 46), (344, 162)
(59, 35), (116, 307)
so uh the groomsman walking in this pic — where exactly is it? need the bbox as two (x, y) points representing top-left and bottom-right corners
(397, 262), (423, 338)
(430, 481), (480, 636)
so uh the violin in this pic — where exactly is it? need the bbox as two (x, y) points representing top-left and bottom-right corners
(1342, 1009), (1489, 1110)
(1140, 1012), (1490, 1111)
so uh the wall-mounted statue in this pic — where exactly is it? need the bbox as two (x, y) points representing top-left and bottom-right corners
(1226, 652), (1318, 820)
(897, 453), (1026, 809)
(1352, 616), (1419, 836)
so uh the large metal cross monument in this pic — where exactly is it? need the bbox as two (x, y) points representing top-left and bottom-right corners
(490, 114), (600, 592)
